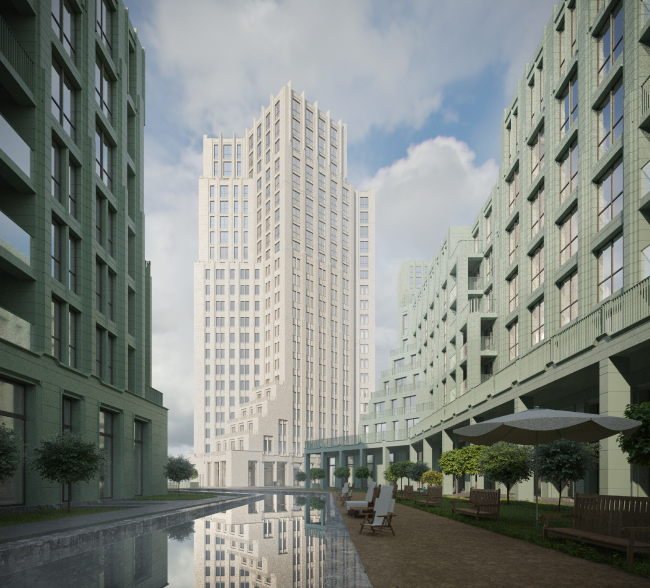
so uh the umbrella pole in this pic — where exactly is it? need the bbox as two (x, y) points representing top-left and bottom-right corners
(535, 437), (539, 532)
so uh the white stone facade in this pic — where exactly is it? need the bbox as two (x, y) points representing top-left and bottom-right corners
(192, 83), (375, 487)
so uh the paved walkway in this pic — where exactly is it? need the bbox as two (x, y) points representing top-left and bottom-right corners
(338, 494), (650, 588)
(0, 495), (239, 544)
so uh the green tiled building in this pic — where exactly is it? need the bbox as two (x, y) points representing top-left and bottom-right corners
(306, 0), (650, 501)
(0, 0), (167, 506)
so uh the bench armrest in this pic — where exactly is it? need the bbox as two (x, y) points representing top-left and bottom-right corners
(449, 499), (468, 507)
(621, 527), (650, 534)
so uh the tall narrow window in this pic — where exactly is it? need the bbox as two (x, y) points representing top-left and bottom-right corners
(99, 410), (113, 498)
(597, 160), (623, 230)
(597, 234), (623, 301)
(531, 300), (545, 345)
(559, 209), (578, 265)
(530, 126), (545, 180)
(51, 61), (76, 140)
(52, 0), (76, 60)
(51, 144), (61, 201)
(95, 129), (112, 189)
(96, 196), (103, 245)
(68, 164), (77, 217)
(96, 263), (103, 312)
(51, 299), (62, 360)
(134, 421), (143, 496)
(108, 335), (115, 385)
(95, 58), (113, 121)
(508, 171), (519, 214)
(508, 321), (519, 361)
(108, 272), (114, 320)
(597, 3), (623, 84)
(508, 220), (519, 266)
(560, 75), (578, 138)
(531, 187), (544, 237)
(531, 245), (544, 291)
(51, 222), (61, 281)
(68, 310), (77, 368)
(486, 210), (492, 241)
(0, 382), (25, 505)
(559, 141), (579, 205)
(68, 237), (77, 292)
(597, 82), (623, 159)
(508, 273), (519, 312)
(560, 271), (578, 326)
(96, 0), (112, 53)
(107, 210), (115, 257)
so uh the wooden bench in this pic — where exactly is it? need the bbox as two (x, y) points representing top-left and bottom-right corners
(540, 493), (650, 564)
(450, 488), (500, 521)
(414, 485), (442, 508)
(397, 485), (414, 501)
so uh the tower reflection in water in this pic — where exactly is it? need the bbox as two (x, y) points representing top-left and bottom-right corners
(195, 493), (361, 588)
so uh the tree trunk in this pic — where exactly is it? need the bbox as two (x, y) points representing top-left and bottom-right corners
(506, 483), (511, 506)
(67, 482), (72, 512)
(455, 476), (459, 498)
(475, 473), (478, 489)
(558, 480), (563, 510)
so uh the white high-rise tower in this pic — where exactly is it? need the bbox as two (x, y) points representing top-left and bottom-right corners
(192, 83), (375, 487)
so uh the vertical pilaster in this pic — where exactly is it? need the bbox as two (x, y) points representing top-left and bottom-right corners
(513, 398), (534, 501)
(442, 429), (454, 495)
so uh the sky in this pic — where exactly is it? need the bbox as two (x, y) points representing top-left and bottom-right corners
(125, 0), (559, 456)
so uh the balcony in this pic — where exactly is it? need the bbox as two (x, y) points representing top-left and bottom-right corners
(469, 296), (496, 314)
(0, 14), (35, 101)
(480, 372), (493, 383)
(0, 306), (30, 350)
(461, 380), (467, 395)
(481, 335), (496, 352)
(642, 76), (650, 130)
(0, 209), (30, 266)
(448, 354), (456, 372)
(0, 111), (31, 185)
(449, 284), (457, 306)
(468, 276), (481, 291)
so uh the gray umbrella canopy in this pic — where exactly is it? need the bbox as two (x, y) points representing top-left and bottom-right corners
(453, 407), (642, 446)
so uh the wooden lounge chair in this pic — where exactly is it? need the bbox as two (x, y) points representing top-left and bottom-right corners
(345, 480), (376, 511)
(360, 490), (396, 536)
(348, 485), (381, 517)
(336, 482), (349, 504)
(414, 485), (442, 508)
(450, 488), (500, 521)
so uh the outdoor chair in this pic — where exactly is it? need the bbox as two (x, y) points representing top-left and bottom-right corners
(397, 485), (414, 502)
(336, 482), (349, 504)
(450, 488), (500, 521)
(345, 480), (375, 511)
(414, 485), (442, 508)
(347, 485), (381, 517)
(360, 490), (396, 536)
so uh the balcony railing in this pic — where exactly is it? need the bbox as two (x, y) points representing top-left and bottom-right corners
(0, 14), (34, 92)
(645, 1), (650, 24)
(449, 285), (457, 303)
(480, 373), (493, 383)
(468, 276), (481, 290)
(0, 306), (30, 350)
(448, 354), (456, 371)
(0, 112), (31, 177)
(0, 209), (30, 264)
(390, 343), (416, 357)
(481, 335), (495, 351)
(469, 296), (495, 313)
(360, 401), (436, 422)
(460, 343), (467, 361)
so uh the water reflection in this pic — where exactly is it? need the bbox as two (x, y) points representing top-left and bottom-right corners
(0, 493), (369, 588)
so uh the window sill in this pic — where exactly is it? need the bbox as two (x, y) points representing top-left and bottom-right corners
(527, 229), (544, 257)
(527, 284), (545, 310)
(554, 188), (578, 226)
(592, 58), (623, 110)
(591, 212), (623, 253)
(592, 135), (623, 184)
(554, 254), (578, 286)
(555, 123), (578, 163)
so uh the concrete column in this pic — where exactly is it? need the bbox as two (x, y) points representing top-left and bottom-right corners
(338, 450), (344, 489)
(513, 398), (534, 502)
(304, 452), (311, 489)
(442, 429), (454, 495)
(599, 358), (632, 496)
(423, 438), (433, 469)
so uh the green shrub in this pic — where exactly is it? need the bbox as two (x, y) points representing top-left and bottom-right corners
(0, 423), (21, 485)
(333, 466), (350, 482)
(294, 470), (307, 483)
(354, 466), (370, 480)
(618, 402), (650, 468)
(421, 470), (443, 487)
(477, 442), (532, 505)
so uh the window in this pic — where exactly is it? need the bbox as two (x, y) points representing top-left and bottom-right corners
(360, 212), (368, 224)
(95, 129), (112, 189)
(597, 3), (623, 84)
(51, 299), (62, 359)
(597, 234), (623, 301)
(530, 126), (545, 180)
(51, 143), (62, 201)
(531, 300), (545, 345)
(69, 310), (77, 367)
(508, 321), (519, 361)
(531, 187), (544, 237)
(559, 209), (578, 265)
(95, 327), (103, 377)
(508, 171), (519, 214)
(95, 58), (113, 121)
(598, 160), (623, 230)
(134, 421), (143, 496)
(68, 164), (77, 217)
(508, 220), (519, 265)
(51, 222), (62, 281)
(531, 245), (544, 291)
(223, 162), (232, 177)
(558, 271), (578, 327)
(52, 0), (76, 60)
(99, 410), (113, 498)
(96, 0), (112, 52)
(52, 61), (76, 140)
(560, 75), (578, 138)
(68, 237), (77, 292)
(96, 262), (103, 312)
(598, 82), (623, 159)
(559, 141), (578, 204)
(508, 273), (519, 312)
(486, 210), (492, 241)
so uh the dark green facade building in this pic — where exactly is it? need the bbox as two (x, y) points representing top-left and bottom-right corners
(0, 0), (167, 505)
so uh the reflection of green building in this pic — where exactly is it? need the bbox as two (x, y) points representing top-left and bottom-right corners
(0, 0), (167, 505)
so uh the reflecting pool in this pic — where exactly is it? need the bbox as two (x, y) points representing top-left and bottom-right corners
(1, 493), (370, 587)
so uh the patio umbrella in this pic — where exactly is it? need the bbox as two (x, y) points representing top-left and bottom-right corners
(453, 407), (642, 530)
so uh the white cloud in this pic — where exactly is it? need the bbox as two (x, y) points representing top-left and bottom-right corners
(140, 0), (558, 141)
(362, 137), (498, 378)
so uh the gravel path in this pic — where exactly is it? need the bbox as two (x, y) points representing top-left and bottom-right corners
(337, 493), (649, 588)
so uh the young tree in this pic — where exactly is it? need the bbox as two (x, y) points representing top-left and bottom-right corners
(618, 402), (650, 468)
(477, 442), (532, 505)
(421, 470), (444, 488)
(390, 461), (414, 490)
(406, 461), (429, 489)
(333, 466), (350, 486)
(354, 466), (370, 481)
(383, 465), (398, 484)
(309, 467), (326, 487)
(460, 445), (486, 489)
(294, 470), (307, 484)
(438, 449), (467, 497)
(538, 440), (599, 509)
(29, 432), (105, 511)
(310, 496), (326, 510)
(164, 455), (196, 491)
(294, 495), (307, 507)
(0, 423), (21, 485)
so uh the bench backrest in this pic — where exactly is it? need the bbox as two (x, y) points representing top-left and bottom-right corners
(403, 485), (414, 499)
(574, 493), (650, 541)
(469, 488), (500, 515)
(427, 486), (442, 501)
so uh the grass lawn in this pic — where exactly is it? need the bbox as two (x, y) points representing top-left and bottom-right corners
(397, 494), (650, 579)
(133, 492), (221, 500)
(0, 507), (128, 527)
